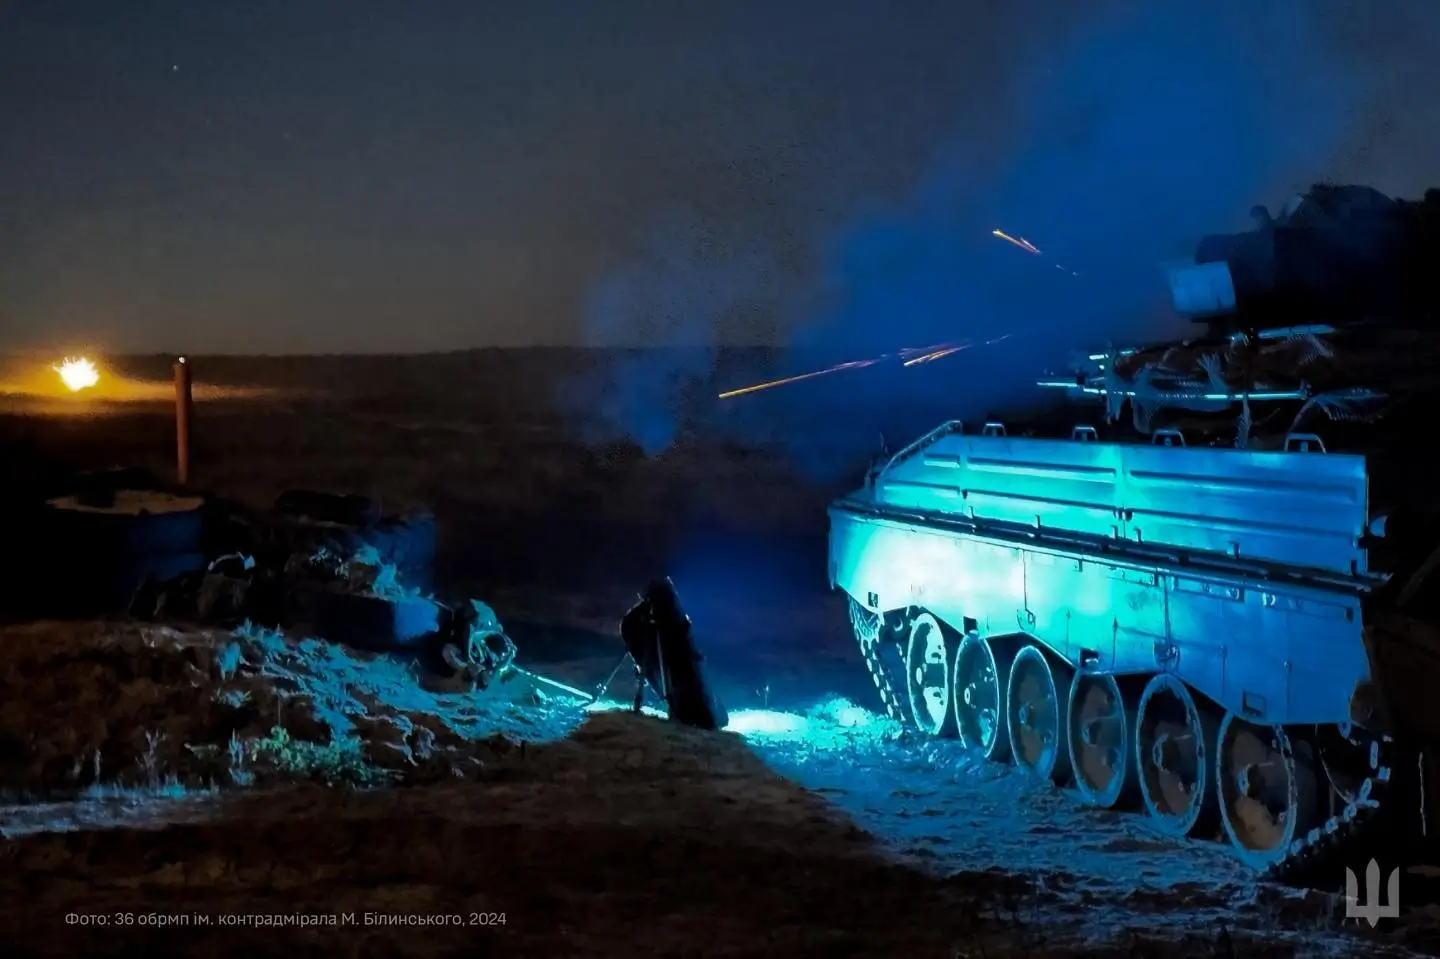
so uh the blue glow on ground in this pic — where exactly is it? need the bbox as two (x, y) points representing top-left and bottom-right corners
(582, 696), (878, 741)
(724, 709), (810, 737)
(725, 694), (1259, 904)
(570, 692), (1336, 929)
(584, 700), (668, 719)
(725, 702), (873, 739)
(829, 704), (871, 728)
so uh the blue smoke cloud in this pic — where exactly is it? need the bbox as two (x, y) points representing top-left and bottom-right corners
(563, 0), (1375, 475)
(561, 210), (792, 454)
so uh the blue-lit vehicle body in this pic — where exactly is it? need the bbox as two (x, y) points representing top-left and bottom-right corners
(828, 185), (1440, 876)
(832, 424), (1374, 728)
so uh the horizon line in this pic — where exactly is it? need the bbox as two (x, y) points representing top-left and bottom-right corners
(0, 343), (842, 360)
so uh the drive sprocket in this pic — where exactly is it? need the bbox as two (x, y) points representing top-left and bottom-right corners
(1263, 734), (1394, 887)
(849, 598), (913, 727)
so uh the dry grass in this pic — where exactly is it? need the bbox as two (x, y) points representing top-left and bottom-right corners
(0, 620), (570, 804)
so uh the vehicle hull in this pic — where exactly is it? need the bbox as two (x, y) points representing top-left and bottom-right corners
(829, 500), (1371, 729)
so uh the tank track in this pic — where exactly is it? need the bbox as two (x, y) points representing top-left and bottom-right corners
(845, 602), (1403, 885)
(848, 598), (912, 726)
(1262, 737), (1394, 887)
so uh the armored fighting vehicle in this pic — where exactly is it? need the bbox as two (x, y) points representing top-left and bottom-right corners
(828, 185), (1440, 880)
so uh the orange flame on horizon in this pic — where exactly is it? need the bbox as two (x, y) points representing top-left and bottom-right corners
(53, 357), (100, 392)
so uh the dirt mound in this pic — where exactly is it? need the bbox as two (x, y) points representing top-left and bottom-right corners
(0, 620), (583, 800)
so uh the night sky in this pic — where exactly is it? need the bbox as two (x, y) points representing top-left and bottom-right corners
(2, 1), (1437, 354)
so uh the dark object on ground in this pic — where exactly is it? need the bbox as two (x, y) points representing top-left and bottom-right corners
(134, 537), (442, 652)
(435, 599), (518, 689)
(0, 467), (183, 621)
(619, 577), (728, 731)
(32, 489), (206, 619)
(273, 489), (381, 528)
(130, 554), (261, 626)
(67, 466), (167, 503)
(268, 490), (436, 592)
(287, 585), (443, 651)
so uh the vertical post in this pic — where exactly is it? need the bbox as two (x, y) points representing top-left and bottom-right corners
(174, 356), (192, 487)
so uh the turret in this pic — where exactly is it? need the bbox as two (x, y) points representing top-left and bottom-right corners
(1166, 185), (1439, 335)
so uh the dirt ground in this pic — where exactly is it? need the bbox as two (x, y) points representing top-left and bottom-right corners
(0, 350), (1436, 957)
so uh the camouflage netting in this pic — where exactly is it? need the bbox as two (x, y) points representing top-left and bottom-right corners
(0, 620), (583, 799)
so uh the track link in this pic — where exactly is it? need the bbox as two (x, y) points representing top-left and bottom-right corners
(1262, 737), (1393, 886)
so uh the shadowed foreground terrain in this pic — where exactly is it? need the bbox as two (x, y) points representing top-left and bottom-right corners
(0, 621), (1415, 958)
(0, 350), (1436, 956)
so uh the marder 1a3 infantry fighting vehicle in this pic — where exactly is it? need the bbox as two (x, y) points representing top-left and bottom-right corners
(828, 184), (1440, 881)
